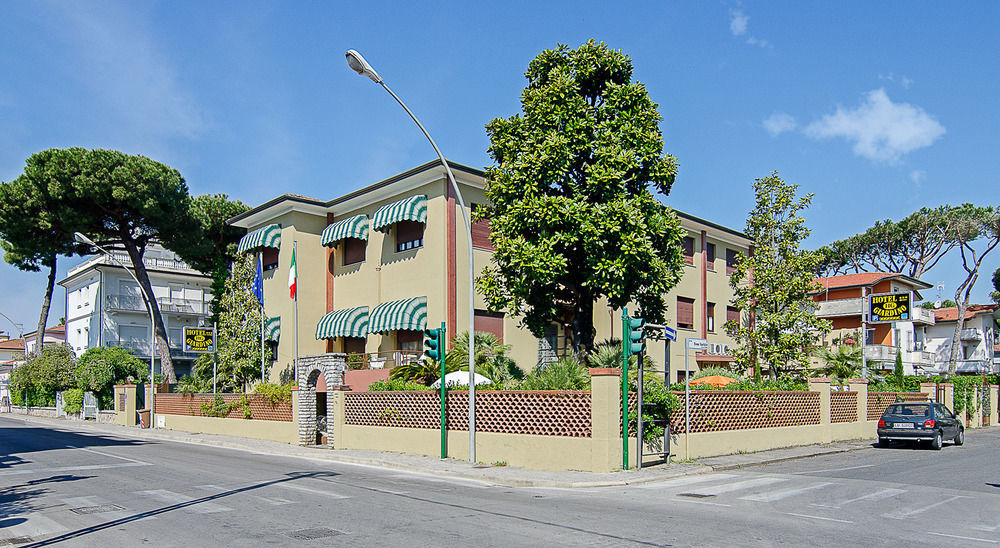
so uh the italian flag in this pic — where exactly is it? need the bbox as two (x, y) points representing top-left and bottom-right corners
(288, 248), (297, 299)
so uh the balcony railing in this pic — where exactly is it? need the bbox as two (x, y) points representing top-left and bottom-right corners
(103, 340), (200, 359)
(345, 350), (422, 370)
(961, 328), (983, 341)
(864, 344), (897, 361)
(106, 294), (209, 315)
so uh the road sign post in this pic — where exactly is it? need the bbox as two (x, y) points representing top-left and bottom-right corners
(684, 338), (709, 459)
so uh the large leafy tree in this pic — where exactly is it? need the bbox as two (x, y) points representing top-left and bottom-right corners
(944, 205), (1000, 375)
(479, 40), (685, 356)
(187, 194), (250, 322)
(727, 172), (831, 380)
(216, 253), (271, 391)
(0, 150), (90, 350)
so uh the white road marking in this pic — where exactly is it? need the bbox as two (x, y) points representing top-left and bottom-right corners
(674, 498), (732, 507)
(252, 495), (297, 506)
(792, 464), (877, 475)
(0, 511), (68, 539)
(741, 482), (833, 502)
(138, 489), (233, 513)
(66, 445), (150, 465)
(0, 461), (150, 476)
(883, 495), (966, 520)
(928, 532), (998, 544)
(679, 476), (788, 496)
(277, 482), (350, 499)
(389, 472), (493, 488)
(635, 473), (738, 489)
(61, 495), (153, 521)
(811, 488), (906, 509)
(785, 512), (853, 524)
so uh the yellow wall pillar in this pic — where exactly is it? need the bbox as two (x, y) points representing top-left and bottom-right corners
(589, 368), (622, 473)
(808, 378), (832, 443)
(990, 385), (999, 426)
(941, 383), (955, 418)
(330, 389), (346, 449)
(848, 378), (869, 438)
(114, 384), (137, 426)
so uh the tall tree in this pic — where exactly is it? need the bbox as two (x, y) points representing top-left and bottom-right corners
(479, 40), (685, 356)
(215, 253), (271, 391)
(187, 194), (250, 322)
(48, 148), (202, 382)
(816, 206), (963, 278)
(727, 172), (831, 380)
(991, 266), (1000, 304)
(945, 205), (1000, 375)
(0, 150), (89, 351)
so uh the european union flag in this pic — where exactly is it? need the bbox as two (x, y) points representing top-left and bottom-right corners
(252, 255), (264, 307)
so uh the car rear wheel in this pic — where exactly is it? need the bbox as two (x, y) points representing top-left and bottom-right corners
(876, 437), (887, 447)
(954, 428), (965, 446)
(930, 431), (943, 450)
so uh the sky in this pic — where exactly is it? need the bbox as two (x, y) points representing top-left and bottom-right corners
(1, 1), (998, 336)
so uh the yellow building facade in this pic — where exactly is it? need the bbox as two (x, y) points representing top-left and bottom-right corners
(229, 160), (752, 384)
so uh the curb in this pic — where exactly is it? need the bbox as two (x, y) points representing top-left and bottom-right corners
(706, 444), (872, 471)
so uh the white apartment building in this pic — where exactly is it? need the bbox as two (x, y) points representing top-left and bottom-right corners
(58, 244), (215, 378)
(924, 305), (999, 374)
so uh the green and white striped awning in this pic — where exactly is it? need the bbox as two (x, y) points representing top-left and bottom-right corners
(315, 306), (369, 339)
(321, 215), (369, 247)
(368, 297), (427, 333)
(264, 316), (280, 342)
(237, 223), (281, 254)
(371, 195), (427, 232)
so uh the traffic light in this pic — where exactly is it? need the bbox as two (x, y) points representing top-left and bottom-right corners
(626, 316), (646, 357)
(423, 327), (442, 361)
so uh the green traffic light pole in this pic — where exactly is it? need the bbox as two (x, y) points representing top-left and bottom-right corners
(438, 323), (447, 459)
(621, 309), (629, 471)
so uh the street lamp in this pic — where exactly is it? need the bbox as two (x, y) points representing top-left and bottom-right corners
(74, 232), (157, 426)
(345, 49), (479, 462)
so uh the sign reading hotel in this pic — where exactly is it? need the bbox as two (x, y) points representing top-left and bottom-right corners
(868, 292), (912, 323)
(183, 327), (215, 353)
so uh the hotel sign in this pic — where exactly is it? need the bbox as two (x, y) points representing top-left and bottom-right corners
(868, 292), (912, 323)
(183, 327), (215, 353)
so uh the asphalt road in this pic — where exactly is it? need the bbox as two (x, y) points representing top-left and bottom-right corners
(2, 416), (999, 547)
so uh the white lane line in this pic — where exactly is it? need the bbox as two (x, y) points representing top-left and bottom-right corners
(138, 489), (233, 514)
(252, 495), (296, 506)
(811, 488), (906, 509)
(66, 445), (151, 465)
(635, 473), (738, 490)
(928, 532), (998, 544)
(0, 462), (150, 476)
(680, 476), (788, 496)
(674, 498), (732, 507)
(785, 513), (853, 524)
(389, 473), (493, 488)
(792, 464), (877, 475)
(883, 495), (966, 520)
(741, 482), (833, 502)
(277, 482), (350, 499)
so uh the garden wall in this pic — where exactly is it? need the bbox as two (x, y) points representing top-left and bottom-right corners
(149, 392), (298, 445)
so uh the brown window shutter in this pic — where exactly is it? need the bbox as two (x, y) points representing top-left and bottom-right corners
(342, 238), (366, 265)
(726, 249), (739, 275)
(727, 306), (740, 327)
(682, 237), (694, 265)
(396, 221), (425, 252)
(677, 297), (695, 329)
(471, 218), (494, 250)
(706, 243), (716, 269)
(474, 310), (504, 343)
(262, 247), (279, 270)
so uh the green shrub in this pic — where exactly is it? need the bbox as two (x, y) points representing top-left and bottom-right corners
(368, 378), (433, 391)
(62, 388), (85, 414)
(253, 382), (293, 404)
(175, 374), (211, 394)
(519, 358), (591, 390)
(690, 367), (741, 380)
(75, 346), (148, 409)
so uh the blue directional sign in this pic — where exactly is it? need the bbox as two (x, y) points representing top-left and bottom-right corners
(663, 326), (677, 342)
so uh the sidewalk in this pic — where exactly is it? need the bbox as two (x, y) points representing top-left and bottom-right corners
(3, 413), (874, 488)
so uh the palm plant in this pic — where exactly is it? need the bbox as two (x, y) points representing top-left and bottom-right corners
(446, 331), (524, 387)
(813, 344), (862, 388)
(520, 357), (591, 390)
(390, 358), (460, 386)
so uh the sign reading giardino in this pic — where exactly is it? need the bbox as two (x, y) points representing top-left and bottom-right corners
(868, 292), (912, 323)
(183, 327), (216, 353)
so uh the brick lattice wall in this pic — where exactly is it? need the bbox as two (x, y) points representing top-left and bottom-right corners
(669, 391), (821, 433)
(830, 391), (858, 423)
(344, 390), (592, 437)
(154, 393), (292, 422)
(867, 392), (929, 420)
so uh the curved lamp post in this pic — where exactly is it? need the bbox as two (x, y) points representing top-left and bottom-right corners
(345, 49), (478, 462)
(75, 232), (157, 426)
(0, 311), (27, 360)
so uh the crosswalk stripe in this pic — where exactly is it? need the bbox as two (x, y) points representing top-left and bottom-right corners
(0, 511), (67, 539)
(883, 495), (965, 520)
(61, 495), (153, 522)
(277, 482), (350, 500)
(636, 473), (738, 490)
(740, 482), (833, 502)
(811, 487), (906, 509)
(252, 495), (297, 506)
(679, 476), (789, 496)
(138, 489), (233, 514)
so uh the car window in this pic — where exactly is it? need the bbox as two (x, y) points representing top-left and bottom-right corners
(937, 405), (955, 419)
(886, 404), (929, 417)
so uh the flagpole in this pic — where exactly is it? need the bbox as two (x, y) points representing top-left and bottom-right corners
(293, 241), (299, 384)
(260, 251), (265, 384)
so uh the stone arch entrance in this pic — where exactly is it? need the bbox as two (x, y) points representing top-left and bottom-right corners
(297, 353), (347, 446)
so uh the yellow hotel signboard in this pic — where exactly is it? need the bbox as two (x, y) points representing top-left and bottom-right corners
(183, 327), (215, 353)
(868, 292), (912, 323)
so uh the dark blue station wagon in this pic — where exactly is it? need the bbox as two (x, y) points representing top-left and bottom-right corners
(877, 402), (965, 450)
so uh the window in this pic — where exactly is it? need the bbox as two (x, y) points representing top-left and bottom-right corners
(706, 243), (716, 270)
(342, 238), (366, 265)
(397, 330), (422, 352)
(677, 297), (695, 330)
(725, 249), (739, 275)
(343, 337), (365, 356)
(471, 204), (495, 250)
(262, 247), (279, 271)
(474, 310), (505, 343)
(706, 302), (716, 332)
(676, 370), (689, 384)
(727, 306), (740, 329)
(396, 221), (424, 252)
(865, 328), (875, 346)
(169, 328), (182, 348)
(682, 237), (695, 265)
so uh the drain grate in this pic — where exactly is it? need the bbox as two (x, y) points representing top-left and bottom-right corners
(286, 527), (345, 540)
(70, 504), (126, 515)
(677, 493), (715, 498)
(0, 537), (34, 546)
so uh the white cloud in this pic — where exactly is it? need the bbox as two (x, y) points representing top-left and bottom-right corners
(804, 89), (945, 162)
(729, 9), (771, 48)
(762, 112), (797, 136)
(730, 10), (749, 36)
(910, 170), (926, 183)
(878, 73), (914, 89)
